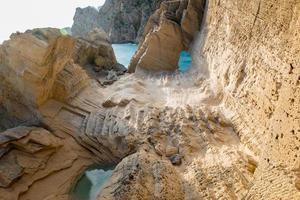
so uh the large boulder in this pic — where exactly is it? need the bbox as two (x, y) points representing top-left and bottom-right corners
(0, 27), (123, 127)
(73, 28), (127, 85)
(0, 28), (75, 107)
(73, 28), (117, 69)
(98, 151), (185, 200)
(128, 0), (205, 73)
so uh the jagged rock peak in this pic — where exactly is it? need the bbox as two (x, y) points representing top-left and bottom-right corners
(71, 0), (165, 43)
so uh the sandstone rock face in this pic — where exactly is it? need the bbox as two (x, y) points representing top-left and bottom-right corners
(0, 28), (78, 129)
(0, 28), (123, 126)
(0, 28), (75, 107)
(73, 28), (117, 69)
(71, 0), (164, 43)
(0, 126), (94, 200)
(194, 0), (300, 198)
(0, 28), (132, 199)
(98, 151), (185, 200)
(0, 0), (300, 199)
(128, 0), (205, 73)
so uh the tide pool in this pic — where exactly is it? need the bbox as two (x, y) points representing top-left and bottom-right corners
(71, 165), (114, 200)
(112, 43), (138, 68)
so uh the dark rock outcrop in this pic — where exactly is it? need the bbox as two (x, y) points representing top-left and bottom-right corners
(71, 0), (165, 43)
(0, 126), (94, 200)
(73, 28), (127, 85)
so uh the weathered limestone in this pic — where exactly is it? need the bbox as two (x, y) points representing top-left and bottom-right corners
(0, 126), (94, 200)
(0, 28), (132, 200)
(0, 28), (75, 107)
(73, 28), (117, 69)
(0, 0), (299, 199)
(73, 28), (127, 85)
(128, 0), (205, 72)
(195, 0), (300, 198)
(98, 151), (185, 200)
(71, 0), (165, 43)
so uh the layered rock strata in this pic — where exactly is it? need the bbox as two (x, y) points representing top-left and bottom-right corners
(0, 28), (77, 130)
(0, 127), (94, 200)
(128, 0), (205, 72)
(0, 0), (299, 199)
(0, 28), (130, 200)
(72, 0), (165, 43)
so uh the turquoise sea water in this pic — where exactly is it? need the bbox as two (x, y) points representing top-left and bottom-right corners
(71, 165), (114, 200)
(112, 44), (192, 72)
(178, 51), (192, 72)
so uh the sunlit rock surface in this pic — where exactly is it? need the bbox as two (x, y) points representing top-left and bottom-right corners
(0, 28), (77, 129)
(0, 0), (299, 199)
(0, 28), (131, 199)
(196, 0), (300, 198)
(128, 0), (205, 73)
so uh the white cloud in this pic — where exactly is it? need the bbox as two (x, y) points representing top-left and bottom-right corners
(0, 0), (105, 43)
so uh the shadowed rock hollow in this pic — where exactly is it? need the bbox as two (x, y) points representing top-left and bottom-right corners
(0, 0), (299, 200)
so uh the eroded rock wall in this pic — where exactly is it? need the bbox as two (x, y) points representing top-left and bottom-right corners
(0, 0), (299, 200)
(128, 0), (205, 73)
(197, 0), (300, 198)
(0, 28), (78, 130)
(0, 28), (129, 200)
(0, 126), (94, 200)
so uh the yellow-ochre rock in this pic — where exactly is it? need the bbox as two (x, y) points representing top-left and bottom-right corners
(0, 0), (299, 199)
(128, 0), (205, 72)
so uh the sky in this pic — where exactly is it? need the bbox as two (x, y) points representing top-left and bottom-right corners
(0, 0), (105, 43)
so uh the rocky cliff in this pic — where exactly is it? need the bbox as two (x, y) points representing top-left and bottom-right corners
(197, 0), (300, 198)
(0, 27), (131, 199)
(0, 0), (299, 200)
(129, 0), (205, 72)
(71, 0), (164, 43)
